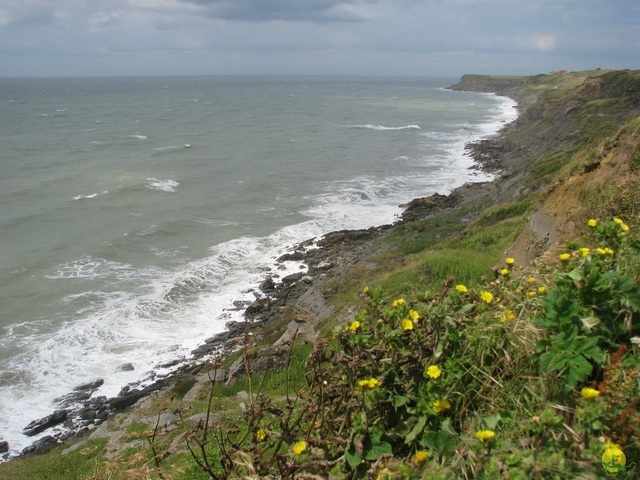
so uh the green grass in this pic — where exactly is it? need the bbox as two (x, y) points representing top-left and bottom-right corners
(0, 439), (107, 480)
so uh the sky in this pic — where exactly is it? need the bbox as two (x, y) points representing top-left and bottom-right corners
(0, 0), (638, 78)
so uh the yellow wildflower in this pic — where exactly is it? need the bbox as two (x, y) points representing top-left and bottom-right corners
(358, 378), (378, 389)
(621, 223), (630, 232)
(413, 450), (429, 465)
(455, 284), (468, 293)
(363, 286), (370, 295)
(256, 428), (266, 442)
(581, 387), (600, 399)
(559, 253), (571, 261)
(425, 365), (442, 379)
(499, 315), (508, 323)
(500, 268), (509, 276)
(476, 430), (496, 443)
(393, 298), (405, 308)
(602, 443), (627, 476)
(614, 217), (624, 225)
(402, 318), (414, 331)
(587, 218), (598, 227)
(409, 309), (420, 321)
(580, 247), (590, 258)
(597, 247), (606, 255)
(538, 286), (546, 294)
(433, 399), (451, 414)
(504, 307), (515, 319)
(527, 277), (536, 284)
(526, 291), (536, 298)
(291, 440), (307, 455)
(480, 291), (494, 304)
(349, 320), (361, 332)
(604, 247), (615, 255)
(505, 257), (515, 265)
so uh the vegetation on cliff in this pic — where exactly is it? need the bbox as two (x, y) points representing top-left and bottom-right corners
(1, 69), (639, 479)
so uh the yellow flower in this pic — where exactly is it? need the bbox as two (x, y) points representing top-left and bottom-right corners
(621, 223), (630, 232)
(476, 430), (496, 443)
(349, 320), (361, 332)
(393, 298), (405, 308)
(425, 365), (442, 379)
(433, 399), (451, 414)
(413, 450), (429, 464)
(363, 286), (370, 295)
(527, 277), (536, 284)
(504, 307), (515, 319)
(402, 318), (414, 331)
(500, 268), (509, 276)
(604, 247), (614, 255)
(614, 217), (624, 225)
(505, 257), (515, 265)
(409, 309), (420, 321)
(292, 440), (307, 455)
(602, 443), (627, 476)
(581, 387), (600, 399)
(455, 284), (468, 293)
(526, 291), (536, 298)
(587, 218), (598, 227)
(480, 291), (494, 304)
(538, 286), (546, 294)
(580, 247), (590, 258)
(358, 378), (378, 389)
(597, 247), (606, 255)
(559, 253), (571, 261)
(256, 428), (266, 442)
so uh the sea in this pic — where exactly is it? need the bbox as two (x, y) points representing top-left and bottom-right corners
(0, 76), (517, 455)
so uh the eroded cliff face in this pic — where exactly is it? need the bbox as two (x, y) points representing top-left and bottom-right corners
(507, 129), (640, 264)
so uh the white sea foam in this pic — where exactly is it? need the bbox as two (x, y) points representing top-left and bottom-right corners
(131, 134), (147, 140)
(145, 178), (179, 192)
(351, 124), (421, 131)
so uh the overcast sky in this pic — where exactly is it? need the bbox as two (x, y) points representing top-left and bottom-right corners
(1, 0), (638, 78)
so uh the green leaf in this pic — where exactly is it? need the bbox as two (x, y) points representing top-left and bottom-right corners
(346, 445), (362, 468)
(568, 267), (585, 281)
(394, 395), (411, 408)
(363, 433), (393, 460)
(482, 413), (501, 430)
(405, 416), (427, 444)
(422, 430), (458, 456)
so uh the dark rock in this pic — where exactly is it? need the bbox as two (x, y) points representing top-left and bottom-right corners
(0, 440), (8, 454)
(23, 409), (69, 437)
(282, 272), (304, 284)
(116, 363), (135, 372)
(277, 251), (304, 262)
(21, 435), (58, 456)
(54, 379), (105, 408)
(259, 276), (277, 293)
(74, 379), (105, 392)
(77, 408), (96, 421)
(399, 194), (448, 223)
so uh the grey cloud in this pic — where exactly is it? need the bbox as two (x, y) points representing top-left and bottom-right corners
(179, 0), (377, 22)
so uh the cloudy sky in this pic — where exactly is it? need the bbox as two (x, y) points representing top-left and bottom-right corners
(1, 0), (638, 78)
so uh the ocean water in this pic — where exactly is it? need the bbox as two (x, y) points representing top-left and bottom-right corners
(0, 76), (517, 455)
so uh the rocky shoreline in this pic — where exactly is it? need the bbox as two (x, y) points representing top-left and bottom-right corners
(7, 78), (532, 460)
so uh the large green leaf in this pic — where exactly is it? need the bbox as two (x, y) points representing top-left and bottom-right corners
(363, 433), (393, 460)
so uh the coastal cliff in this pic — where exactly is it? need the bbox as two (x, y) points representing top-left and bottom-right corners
(2, 69), (639, 479)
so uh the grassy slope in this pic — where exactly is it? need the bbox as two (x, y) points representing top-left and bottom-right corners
(2, 70), (639, 480)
